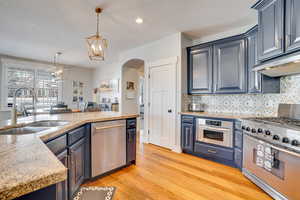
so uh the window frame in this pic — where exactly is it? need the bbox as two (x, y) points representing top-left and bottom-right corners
(1, 59), (59, 111)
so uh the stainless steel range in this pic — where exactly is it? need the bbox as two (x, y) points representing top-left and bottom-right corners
(242, 104), (300, 200)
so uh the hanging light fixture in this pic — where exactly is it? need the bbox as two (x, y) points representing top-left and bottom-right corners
(52, 52), (63, 79)
(86, 7), (108, 61)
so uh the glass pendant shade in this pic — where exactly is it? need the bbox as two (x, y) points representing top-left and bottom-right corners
(86, 8), (108, 61)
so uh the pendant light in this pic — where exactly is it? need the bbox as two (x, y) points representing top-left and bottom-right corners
(86, 7), (108, 61)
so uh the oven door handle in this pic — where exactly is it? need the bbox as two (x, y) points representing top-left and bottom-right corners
(199, 126), (230, 133)
(270, 144), (300, 158)
(245, 134), (300, 158)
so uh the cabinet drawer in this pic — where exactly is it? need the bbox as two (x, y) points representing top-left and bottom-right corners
(194, 142), (234, 161)
(235, 130), (243, 149)
(127, 119), (136, 129)
(68, 126), (85, 146)
(46, 134), (67, 155)
(182, 116), (194, 124)
(234, 148), (243, 169)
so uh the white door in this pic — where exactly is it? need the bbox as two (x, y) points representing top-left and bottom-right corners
(148, 63), (176, 149)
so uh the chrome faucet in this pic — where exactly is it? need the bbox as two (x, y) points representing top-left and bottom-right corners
(11, 87), (37, 125)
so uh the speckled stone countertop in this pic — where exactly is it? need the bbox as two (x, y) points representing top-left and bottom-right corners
(180, 111), (276, 120)
(0, 112), (138, 200)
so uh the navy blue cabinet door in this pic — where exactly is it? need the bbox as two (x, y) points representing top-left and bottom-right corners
(286, 0), (300, 52)
(254, 0), (284, 61)
(247, 26), (262, 93)
(181, 123), (194, 152)
(127, 128), (136, 164)
(56, 150), (68, 200)
(188, 46), (213, 94)
(69, 138), (85, 198)
(213, 39), (246, 94)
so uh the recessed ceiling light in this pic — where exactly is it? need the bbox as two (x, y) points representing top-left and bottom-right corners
(136, 17), (143, 24)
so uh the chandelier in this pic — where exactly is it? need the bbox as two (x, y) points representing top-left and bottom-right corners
(86, 7), (108, 61)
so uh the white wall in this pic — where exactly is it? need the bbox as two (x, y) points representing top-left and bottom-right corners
(121, 67), (142, 114)
(192, 24), (255, 45)
(61, 66), (94, 109)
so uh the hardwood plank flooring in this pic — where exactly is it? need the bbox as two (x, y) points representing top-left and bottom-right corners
(85, 143), (272, 200)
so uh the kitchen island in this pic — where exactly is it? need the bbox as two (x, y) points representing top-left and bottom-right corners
(0, 112), (138, 200)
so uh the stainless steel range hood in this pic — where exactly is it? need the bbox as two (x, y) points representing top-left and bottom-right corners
(253, 53), (300, 77)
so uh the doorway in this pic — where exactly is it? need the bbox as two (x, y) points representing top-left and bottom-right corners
(121, 59), (145, 142)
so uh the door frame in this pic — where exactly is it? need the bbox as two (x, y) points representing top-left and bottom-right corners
(143, 57), (178, 150)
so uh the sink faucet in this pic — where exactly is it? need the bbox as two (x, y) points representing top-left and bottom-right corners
(11, 87), (37, 125)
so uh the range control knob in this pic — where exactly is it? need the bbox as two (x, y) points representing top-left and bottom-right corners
(291, 140), (299, 146)
(265, 130), (271, 136)
(251, 128), (257, 133)
(257, 128), (263, 133)
(273, 135), (280, 141)
(282, 137), (290, 143)
(246, 127), (251, 132)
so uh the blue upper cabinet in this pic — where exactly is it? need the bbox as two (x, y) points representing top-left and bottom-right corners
(253, 0), (284, 61)
(187, 46), (213, 94)
(246, 26), (280, 93)
(285, 0), (300, 53)
(213, 38), (247, 94)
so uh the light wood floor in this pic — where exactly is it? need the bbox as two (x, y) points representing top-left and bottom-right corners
(85, 142), (272, 200)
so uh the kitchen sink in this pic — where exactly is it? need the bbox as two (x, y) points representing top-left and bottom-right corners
(28, 120), (69, 127)
(0, 127), (49, 135)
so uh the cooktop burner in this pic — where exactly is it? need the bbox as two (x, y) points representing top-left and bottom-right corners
(247, 117), (300, 129)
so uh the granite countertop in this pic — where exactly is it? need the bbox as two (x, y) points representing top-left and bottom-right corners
(180, 111), (276, 120)
(0, 112), (139, 200)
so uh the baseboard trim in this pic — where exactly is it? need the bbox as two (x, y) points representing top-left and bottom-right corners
(172, 146), (182, 153)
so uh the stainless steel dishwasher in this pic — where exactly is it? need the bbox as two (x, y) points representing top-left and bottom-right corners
(91, 120), (126, 177)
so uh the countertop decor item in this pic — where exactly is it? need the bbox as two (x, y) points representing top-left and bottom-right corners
(86, 7), (108, 61)
(73, 186), (115, 200)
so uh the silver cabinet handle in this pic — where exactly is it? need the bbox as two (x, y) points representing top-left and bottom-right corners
(94, 124), (125, 131)
(207, 149), (217, 154)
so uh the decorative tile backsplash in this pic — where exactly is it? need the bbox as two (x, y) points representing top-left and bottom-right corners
(183, 75), (300, 116)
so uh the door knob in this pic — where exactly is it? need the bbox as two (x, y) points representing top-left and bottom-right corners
(168, 109), (172, 113)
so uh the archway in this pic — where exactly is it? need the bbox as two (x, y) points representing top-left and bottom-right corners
(121, 58), (145, 140)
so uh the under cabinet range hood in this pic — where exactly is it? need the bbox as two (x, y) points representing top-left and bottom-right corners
(253, 53), (300, 77)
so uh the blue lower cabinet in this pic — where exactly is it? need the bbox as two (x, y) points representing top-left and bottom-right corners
(69, 138), (85, 198)
(16, 184), (57, 200)
(194, 142), (234, 161)
(181, 123), (194, 152)
(234, 130), (243, 149)
(234, 148), (243, 169)
(56, 150), (68, 200)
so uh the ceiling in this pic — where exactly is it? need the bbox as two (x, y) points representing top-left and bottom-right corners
(0, 0), (257, 68)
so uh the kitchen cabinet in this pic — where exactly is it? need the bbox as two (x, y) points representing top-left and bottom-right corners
(194, 142), (234, 161)
(234, 121), (243, 170)
(253, 0), (284, 61)
(181, 116), (194, 152)
(246, 26), (280, 93)
(127, 128), (136, 164)
(127, 119), (137, 164)
(187, 46), (213, 94)
(56, 150), (68, 200)
(213, 38), (246, 93)
(285, 0), (300, 53)
(69, 138), (85, 198)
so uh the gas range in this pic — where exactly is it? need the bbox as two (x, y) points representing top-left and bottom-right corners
(241, 104), (300, 200)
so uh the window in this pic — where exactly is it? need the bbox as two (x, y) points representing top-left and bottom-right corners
(4, 66), (59, 109)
